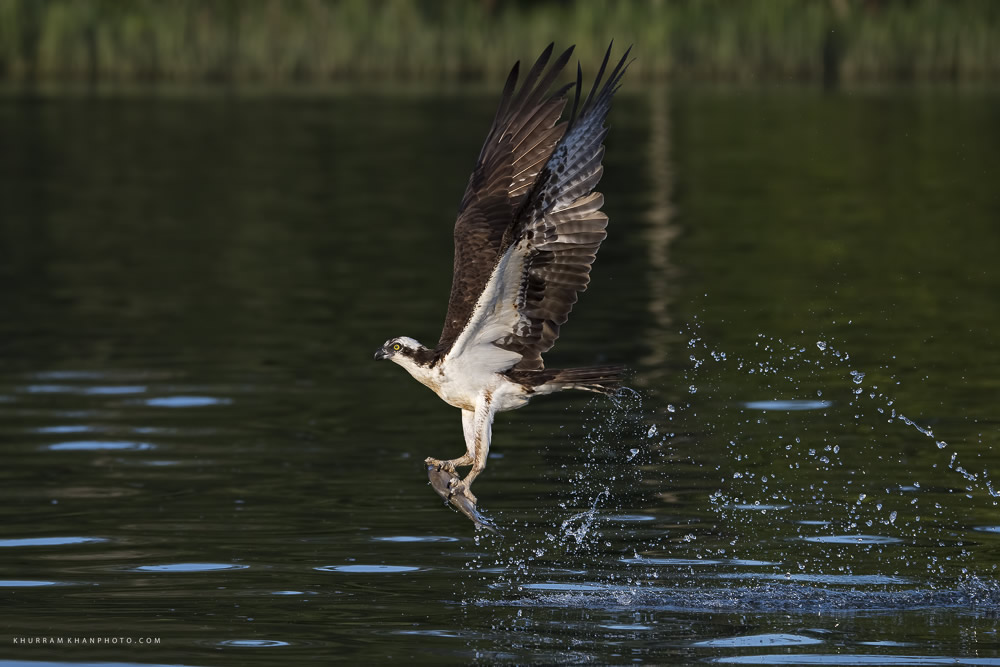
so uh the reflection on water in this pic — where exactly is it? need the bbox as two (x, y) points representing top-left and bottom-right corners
(0, 537), (108, 548)
(713, 657), (1000, 666)
(0, 84), (999, 664)
(132, 563), (251, 573)
(694, 633), (824, 647)
(44, 441), (156, 452)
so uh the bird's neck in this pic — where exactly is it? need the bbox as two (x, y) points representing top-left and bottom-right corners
(392, 349), (439, 388)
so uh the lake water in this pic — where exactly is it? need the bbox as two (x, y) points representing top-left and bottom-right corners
(1, 84), (999, 665)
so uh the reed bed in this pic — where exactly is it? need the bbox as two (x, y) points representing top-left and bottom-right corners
(0, 0), (997, 83)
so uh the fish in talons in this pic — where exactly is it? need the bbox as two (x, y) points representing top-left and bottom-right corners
(426, 460), (498, 533)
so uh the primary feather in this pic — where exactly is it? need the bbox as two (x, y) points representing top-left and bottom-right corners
(435, 44), (577, 357)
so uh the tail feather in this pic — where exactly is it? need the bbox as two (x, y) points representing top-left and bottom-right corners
(545, 364), (625, 395)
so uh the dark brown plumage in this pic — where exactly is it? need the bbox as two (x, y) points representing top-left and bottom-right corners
(433, 43), (630, 377)
(434, 44), (576, 358)
(499, 45), (630, 372)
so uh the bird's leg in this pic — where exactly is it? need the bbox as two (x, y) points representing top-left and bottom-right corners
(424, 454), (471, 474)
(425, 409), (477, 473)
(447, 393), (495, 505)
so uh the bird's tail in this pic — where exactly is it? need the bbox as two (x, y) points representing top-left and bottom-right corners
(545, 364), (625, 395)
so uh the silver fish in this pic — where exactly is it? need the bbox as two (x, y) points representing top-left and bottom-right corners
(426, 463), (498, 533)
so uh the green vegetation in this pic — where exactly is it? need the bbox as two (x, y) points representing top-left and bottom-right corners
(0, 0), (998, 83)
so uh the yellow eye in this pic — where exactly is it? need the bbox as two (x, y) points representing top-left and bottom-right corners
(392, 343), (401, 351)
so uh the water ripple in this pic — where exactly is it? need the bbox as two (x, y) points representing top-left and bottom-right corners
(372, 535), (459, 543)
(0, 579), (75, 587)
(133, 563), (249, 573)
(0, 536), (107, 548)
(497, 582), (994, 614)
(695, 633), (823, 647)
(623, 557), (778, 567)
(17, 384), (147, 395)
(83, 385), (148, 395)
(34, 425), (97, 434)
(714, 572), (912, 585)
(394, 629), (467, 638)
(742, 400), (833, 411)
(29, 370), (109, 380)
(218, 639), (290, 647)
(801, 534), (903, 545)
(732, 504), (792, 511)
(319, 565), (422, 574)
(605, 514), (657, 522)
(44, 441), (156, 452)
(712, 655), (1000, 665)
(142, 396), (232, 407)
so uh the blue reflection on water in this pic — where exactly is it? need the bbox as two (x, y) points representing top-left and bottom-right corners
(143, 396), (232, 407)
(44, 441), (155, 452)
(319, 564), (421, 573)
(35, 425), (97, 434)
(372, 535), (459, 543)
(743, 400), (833, 411)
(712, 655), (1000, 665)
(623, 557), (778, 566)
(133, 563), (249, 573)
(801, 534), (903, 545)
(694, 632), (823, 647)
(0, 536), (107, 548)
(0, 580), (70, 587)
(18, 384), (147, 395)
(218, 639), (290, 647)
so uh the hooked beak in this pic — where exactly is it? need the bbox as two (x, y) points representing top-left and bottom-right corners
(374, 346), (388, 361)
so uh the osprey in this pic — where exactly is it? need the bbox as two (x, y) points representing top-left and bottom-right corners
(375, 43), (629, 515)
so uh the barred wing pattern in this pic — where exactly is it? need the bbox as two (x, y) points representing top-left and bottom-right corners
(435, 44), (576, 357)
(498, 45), (631, 372)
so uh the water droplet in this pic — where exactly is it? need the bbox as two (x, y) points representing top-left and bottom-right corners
(688, 385), (697, 394)
(816, 341), (827, 351)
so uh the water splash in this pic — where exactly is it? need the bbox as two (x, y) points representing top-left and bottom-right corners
(560, 489), (610, 545)
(464, 323), (999, 619)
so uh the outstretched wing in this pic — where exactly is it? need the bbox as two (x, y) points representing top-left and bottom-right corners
(434, 44), (575, 357)
(443, 44), (630, 374)
(499, 44), (632, 371)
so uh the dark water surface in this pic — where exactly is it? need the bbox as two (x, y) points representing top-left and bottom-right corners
(1, 84), (999, 665)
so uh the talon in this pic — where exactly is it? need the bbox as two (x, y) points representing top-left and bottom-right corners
(448, 479), (477, 505)
(425, 457), (456, 474)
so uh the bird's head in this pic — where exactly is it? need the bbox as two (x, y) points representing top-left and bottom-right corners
(374, 336), (424, 365)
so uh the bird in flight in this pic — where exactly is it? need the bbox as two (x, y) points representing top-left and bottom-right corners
(375, 43), (629, 523)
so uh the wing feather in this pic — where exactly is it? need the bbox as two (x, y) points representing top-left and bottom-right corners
(438, 44), (630, 377)
(499, 45), (632, 371)
(434, 44), (576, 358)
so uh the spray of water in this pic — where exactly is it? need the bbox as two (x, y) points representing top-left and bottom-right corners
(464, 322), (1000, 613)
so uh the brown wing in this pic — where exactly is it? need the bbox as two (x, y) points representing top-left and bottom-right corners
(434, 44), (575, 357)
(498, 45), (631, 371)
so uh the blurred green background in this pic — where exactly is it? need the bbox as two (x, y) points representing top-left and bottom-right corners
(0, 0), (998, 84)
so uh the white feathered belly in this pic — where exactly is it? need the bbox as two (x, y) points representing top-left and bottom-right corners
(430, 364), (532, 413)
